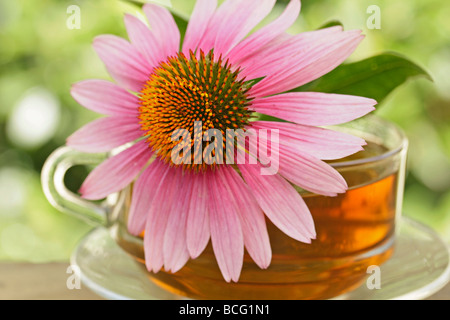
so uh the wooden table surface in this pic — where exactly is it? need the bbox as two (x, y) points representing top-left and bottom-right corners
(0, 262), (449, 300)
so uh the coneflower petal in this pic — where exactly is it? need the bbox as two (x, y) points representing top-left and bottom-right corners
(277, 148), (349, 197)
(251, 121), (367, 160)
(197, 0), (274, 56)
(144, 166), (179, 273)
(163, 171), (194, 273)
(250, 92), (376, 126)
(93, 35), (152, 92)
(237, 26), (344, 80)
(244, 138), (348, 196)
(249, 31), (364, 97)
(128, 160), (169, 236)
(71, 80), (140, 116)
(208, 168), (244, 283)
(67, 116), (142, 153)
(143, 4), (180, 57)
(213, 0), (276, 57)
(124, 14), (166, 70)
(186, 173), (210, 259)
(220, 166), (272, 269)
(182, 0), (218, 55)
(80, 140), (151, 200)
(227, 0), (301, 65)
(238, 162), (316, 243)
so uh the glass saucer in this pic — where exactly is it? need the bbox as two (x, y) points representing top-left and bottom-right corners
(71, 217), (450, 300)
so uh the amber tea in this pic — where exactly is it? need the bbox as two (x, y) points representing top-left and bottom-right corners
(114, 129), (407, 300)
(42, 112), (408, 300)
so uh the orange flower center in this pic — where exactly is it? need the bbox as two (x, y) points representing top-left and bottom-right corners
(138, 51), (253, 171)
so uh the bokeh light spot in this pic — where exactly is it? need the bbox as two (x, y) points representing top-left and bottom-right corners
(6, 87), (61, 149)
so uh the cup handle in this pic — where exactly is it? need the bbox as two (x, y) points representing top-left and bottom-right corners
(41, 146), (110, 226)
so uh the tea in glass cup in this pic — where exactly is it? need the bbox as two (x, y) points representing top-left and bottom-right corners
(111, 116), (408, 300)
(42, 115), (408, 300)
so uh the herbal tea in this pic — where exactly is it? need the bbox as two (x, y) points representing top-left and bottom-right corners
(114, 140), (403, 300)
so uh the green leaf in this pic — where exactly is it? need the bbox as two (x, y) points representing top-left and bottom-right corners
(172, 13), (188, 43)
(317, 20), (343, 29)
(293, 53), (432, 105)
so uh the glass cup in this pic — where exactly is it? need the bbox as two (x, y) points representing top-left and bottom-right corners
(42, 115), (408, 300)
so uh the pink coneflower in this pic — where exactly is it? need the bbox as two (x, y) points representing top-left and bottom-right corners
(67, 0), (376, 282)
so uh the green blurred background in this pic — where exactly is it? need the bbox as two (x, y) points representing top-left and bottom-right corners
(0, 0), (449, 262)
